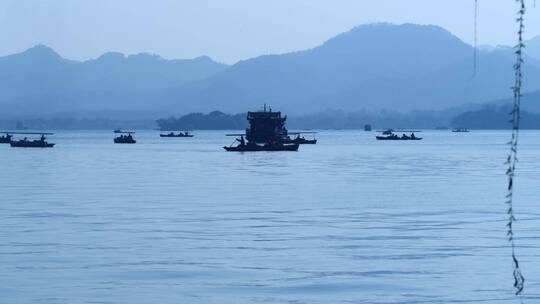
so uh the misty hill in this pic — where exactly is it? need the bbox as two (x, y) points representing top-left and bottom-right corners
(164, 23), (473, 112)
(157, 111), (247, 130)
(444, 89), (540, 129)
(452, 105), (540, 129)
(0, 45), (228, 116)
(306, 48), (540, 111)
(155, 102), (485, 131)
(161, 23), (540, 114)
(526, 35), (540, 62)
(479, 36), (540, 61)
(3, 24), (540, 119)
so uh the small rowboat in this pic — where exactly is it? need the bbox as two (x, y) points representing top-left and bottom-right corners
(10, 140), (55, 148)
(376, 136), (422, 141)
(224, 143), (299, 152)
(160, 132), (194, 138)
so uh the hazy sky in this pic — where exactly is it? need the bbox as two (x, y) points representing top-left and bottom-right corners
(1, 0), (539, 64)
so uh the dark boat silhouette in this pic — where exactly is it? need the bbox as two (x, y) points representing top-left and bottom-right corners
(224, 142), (299, 152)
(114, 131), (136, 144)
(381, 129), (395, 135)
(376, 134), (422, 141)
(376, 129), (422, 141)
(225, 105), (318, 151)
(452, 128), (470, 133)
(0, 132), (13, 144)
(160, 131), (194, 138)
(282, 135), (317, 145)
(11, 139), (55, 148)
(10, 133), (55, 148)
(114, 137), (136, 144)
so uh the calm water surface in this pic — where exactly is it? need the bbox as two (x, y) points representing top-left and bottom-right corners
(2, 130), (540, 304)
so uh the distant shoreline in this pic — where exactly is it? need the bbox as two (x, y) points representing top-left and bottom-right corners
(4, 103), (540, 131)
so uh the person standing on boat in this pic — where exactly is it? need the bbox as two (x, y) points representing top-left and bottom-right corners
(237, 136), (245, 146)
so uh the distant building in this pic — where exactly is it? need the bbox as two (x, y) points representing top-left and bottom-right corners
(15, 121), (27, 130)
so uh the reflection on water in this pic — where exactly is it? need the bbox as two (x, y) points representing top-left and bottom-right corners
(2, 130), (540, 303)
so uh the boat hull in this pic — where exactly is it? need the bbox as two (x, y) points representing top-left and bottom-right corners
(376, 136), (422, 141)
(160, 134), (194, 138)
(224, 143), (299, 152)
(10, 141), (55, 148)
(114, 139), (136, 144)
(283, 138), (317, 145)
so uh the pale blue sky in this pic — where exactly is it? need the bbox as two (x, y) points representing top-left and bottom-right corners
(0, 0), (539, 63)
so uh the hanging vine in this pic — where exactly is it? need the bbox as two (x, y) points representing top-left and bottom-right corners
(473, 0), (478, 76)
(506, 0), (526, 298)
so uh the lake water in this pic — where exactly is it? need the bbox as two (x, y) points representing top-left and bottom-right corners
(2, 130), (540, 304)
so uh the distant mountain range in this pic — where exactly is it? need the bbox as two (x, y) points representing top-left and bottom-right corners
(1, 23), (540, 120)
(0, 46), (228, 117)
(526, 35), (540, 62)
(161, 24), (540, 114)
